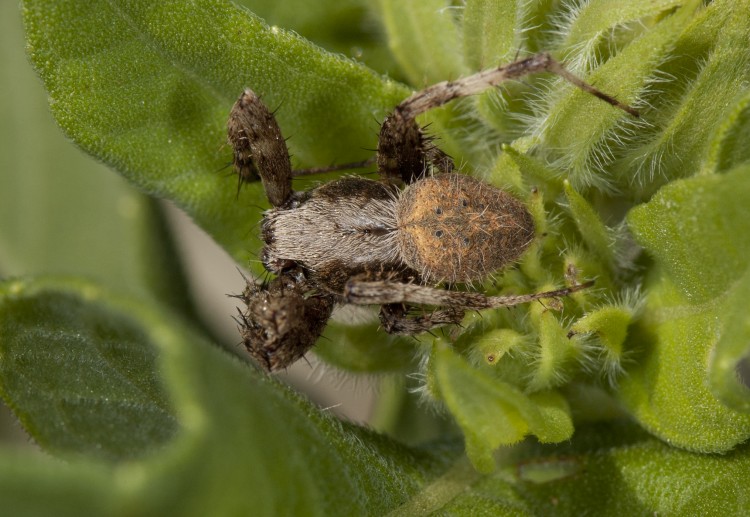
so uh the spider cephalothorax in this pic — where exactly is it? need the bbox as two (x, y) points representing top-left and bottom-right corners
(229, 52), (637, 371)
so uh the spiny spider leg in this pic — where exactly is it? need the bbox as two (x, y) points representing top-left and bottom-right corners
(394, 52), (639, 121)
(346, 279), (594, 312)
(227, 89), (293, 207)
(377, 109), (440, 184)
(377, 52), (639, 184)
(238, 267), (335, 371)
(379, 303), (466, 334)
(292, 156), (376, 177)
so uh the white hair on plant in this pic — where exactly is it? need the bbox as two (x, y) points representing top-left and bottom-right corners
(612, 220), (643, 275)
(575, 284), (645, 386)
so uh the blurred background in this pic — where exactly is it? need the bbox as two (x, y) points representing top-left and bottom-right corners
(0, 2), (396, 449)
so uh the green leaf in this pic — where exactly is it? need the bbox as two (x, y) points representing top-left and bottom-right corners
(560, 0), (684, 54)
(563, 180), (615, 265)
(618, 275), (750, 452)
(0, 279), (177, 460)
(234, 0), (396, 73)
(705, 89), (750, 174)
(628, 165), (750, 304)
(526, 307), (580, 392)
(0, 2), (192, 313)
(623, 164), (750, 451)
(493, 141), (562, 196)
(377, 0), (467, 85)
(22, 0), (409, 267)
(392, 422), (750, 515)
(0, 277), (459, 514)
(615, 0), (750, 188)
(431, 342), (573, 473)
(0, 450), (118, 517)
(710, 268), (750, 413)
(570, 305), (633, 362)
(541, 3), (695, 191)
(462, 0), (518, 70)
(510, 424), (750, 515)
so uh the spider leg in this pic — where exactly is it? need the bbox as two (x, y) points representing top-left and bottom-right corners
(393, 52), (639, 122)
(292, 156), (376, 177)
(377, 52), (639, 184)
(346, 279), (594, 311)
(377, 110), (455, 185)
(238, 268), (335, 371)
(228, 89), (294, 207)
(379, 303), (465, 334)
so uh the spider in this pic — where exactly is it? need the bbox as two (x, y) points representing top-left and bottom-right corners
(228, 52), (638, 372)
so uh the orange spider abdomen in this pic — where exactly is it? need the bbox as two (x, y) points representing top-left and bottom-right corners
(396, 174), (535, 284)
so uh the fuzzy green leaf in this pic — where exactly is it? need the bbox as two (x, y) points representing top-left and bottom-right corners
(22, 0), (408, 267)
(0, 278), (458, 514)
(391, 422), (750, 515)
(706, 89), (750, 174)
(511, 424), (750, 515)
(618, 275), (750, 452)
(541, 3), (695, 191)
(623, 165), (750, 451)
(526, 307), (580, 392)
(563, 180), (615, 265)
(235, 0), (395, 73)
(462, 0), (517, 70)
(378, 0), (467, 85)
(493, 142), (562, 196)
(571, 305), (632, 359)
(615, 0), (750, 189)
(0, 279), (177, 460)
(431, 342), (573, 473)
(561, 0), (684, 52)
(0, 3), (192, 313)
(628, 166), (750, 304)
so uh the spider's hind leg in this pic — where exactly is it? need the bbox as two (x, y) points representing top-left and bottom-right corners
(379, 303), (465, 334)
(347, 279), (594, 313)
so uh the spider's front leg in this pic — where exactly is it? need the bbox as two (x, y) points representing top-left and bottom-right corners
(377, 52), (639, 184)
(237, 268), (335, 371)
(228, 89), (294, 206)
(377, 105), (455, 184)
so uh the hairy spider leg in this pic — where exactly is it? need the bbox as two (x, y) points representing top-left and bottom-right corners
(292, 156), (376, 177)
(377, 107), (455, 185)
(377, 52), (639, 184)
(379, 303), (466, 334)
(239, 267), (335, 371)
(227, 89), (294, 207)
(346, 280), (594, 333)
(395, 52), (639, 121)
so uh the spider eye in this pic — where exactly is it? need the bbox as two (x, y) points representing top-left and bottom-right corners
(435, 207), (443, 215)
(461, 199), (469, 207)
(434, 230), (444, 238)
